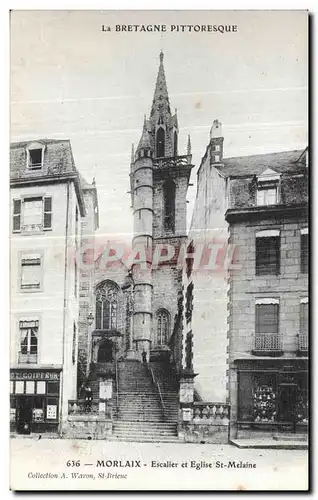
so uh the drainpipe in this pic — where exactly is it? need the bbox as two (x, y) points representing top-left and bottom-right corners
(59, 182), (70, 437)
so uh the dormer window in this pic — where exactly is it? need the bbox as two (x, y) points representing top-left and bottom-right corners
(27, 143), (44, 170)
(256, 168), (281, 206)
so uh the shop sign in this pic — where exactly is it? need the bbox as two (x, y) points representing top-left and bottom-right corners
(10, 370), (60, 381)
(99, 380), (112, 399)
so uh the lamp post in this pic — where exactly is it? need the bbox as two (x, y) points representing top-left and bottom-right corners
(86, 311), (94, 377)
(121, 270), (138, 361)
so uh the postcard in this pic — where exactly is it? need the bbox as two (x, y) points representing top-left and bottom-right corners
(9, 9), (309, 491)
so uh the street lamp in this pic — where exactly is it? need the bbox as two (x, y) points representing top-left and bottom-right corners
(121, 271), (135, 356)
(86, 311), (94, 377)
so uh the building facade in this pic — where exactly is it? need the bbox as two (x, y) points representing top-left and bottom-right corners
(10, 139), (96, 435)
(189, 123), (308, 441)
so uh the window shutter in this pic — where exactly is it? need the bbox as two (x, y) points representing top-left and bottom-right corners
(300, 303), (308, 335)
(256, 304), (279, 334)
(301, 234), (308, 273)
(13, 199), (21, 231)
(43, 196), (52, 229)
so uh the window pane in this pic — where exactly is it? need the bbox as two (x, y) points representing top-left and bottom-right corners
(24, 198), (43, 225)
(47, 381), (59, 395)
(26, 381), (35, 394)
(29, 149), (42, 166)
(96, 299), (102, 329)
(44, 197), (52, 212)
(257, 190), (265, 205)
(103, 300), (111, 330)
(44, 212), (52, 229)
(37, 381), (46, 394)
(300, 303), (308, 334)
(10, 381), (14, 394)
(30, 332), (38, 353)
(13, 215), (21, 231)
(257, 187), (277, 206)
(15, 381), (24, 394)
(21, 262), (41, 288)
(13, 199), (21, 215)
(256, 236), (280, 275)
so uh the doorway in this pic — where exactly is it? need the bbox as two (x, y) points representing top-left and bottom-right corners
(97, 340), (113, 363)
(278, 383), (297, 431)
(16, 396), (33, 434)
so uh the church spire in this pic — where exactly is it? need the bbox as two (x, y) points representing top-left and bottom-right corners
(150, 50), (171, 118)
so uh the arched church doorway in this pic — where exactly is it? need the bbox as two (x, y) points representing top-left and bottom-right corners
(97, 340), (113, 363)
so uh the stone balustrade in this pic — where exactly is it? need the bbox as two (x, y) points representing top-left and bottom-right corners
(193, 402), (230, 422)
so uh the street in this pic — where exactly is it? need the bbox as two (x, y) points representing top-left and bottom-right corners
(10, 437), (308, 491)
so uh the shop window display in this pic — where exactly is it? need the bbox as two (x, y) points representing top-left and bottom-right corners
(253, 384), (277, 423)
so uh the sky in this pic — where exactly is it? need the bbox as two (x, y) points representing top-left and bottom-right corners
(10, 10), (308, 236)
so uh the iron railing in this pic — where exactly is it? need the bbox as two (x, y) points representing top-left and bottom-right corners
(153, 154), (192, 169)
(148, 364), (166, 419)
(115, 359), (119, 414)
(298, 333), (308, 352)
(253, 333), (283, 352)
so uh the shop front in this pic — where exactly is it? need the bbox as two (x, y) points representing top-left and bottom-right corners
(10, 369), (61, 434)
(234, 360), (308, 438)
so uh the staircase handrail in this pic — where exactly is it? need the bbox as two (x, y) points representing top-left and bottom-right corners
(115, 358), (119, 413)
(148, 364), (166, 419)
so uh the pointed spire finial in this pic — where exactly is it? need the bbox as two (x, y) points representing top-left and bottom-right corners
(131, 143), (135, 163)
(159, 50), (164, 63)
(187, 135), (192, 155)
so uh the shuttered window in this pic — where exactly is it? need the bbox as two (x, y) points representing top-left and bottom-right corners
(300, 303), (308, 336)
(301, 234), (308, 273)
(256, 235), (280, 275)
(13, 199), (21, 231)
(255, 304), (279, 334)
(43, 196), (52, 229)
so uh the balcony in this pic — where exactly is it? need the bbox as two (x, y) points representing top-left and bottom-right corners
(297, 333), (308, 356)
(21, 223), (43, 235)
(18, 352), (38, 364)
(252, 333), (283, 357)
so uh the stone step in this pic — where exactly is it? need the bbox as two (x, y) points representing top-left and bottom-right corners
(114, 421), (177, 428)
(113, 432), (177, 440)
(113, 425), (177, 433)
(111, 436), (180, 443)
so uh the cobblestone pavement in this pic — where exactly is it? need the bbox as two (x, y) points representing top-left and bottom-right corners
(10, 438), (308, 491)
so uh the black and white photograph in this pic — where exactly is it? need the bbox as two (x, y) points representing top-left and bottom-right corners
(9, 9), (308, 491)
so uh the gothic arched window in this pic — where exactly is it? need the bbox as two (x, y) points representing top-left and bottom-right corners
(95, 280), (119, 330)
(173, 131), (178, 157)
(156, 309), (170, 346)
(163, 179), (176, 232)
(156, 127), (165, 158)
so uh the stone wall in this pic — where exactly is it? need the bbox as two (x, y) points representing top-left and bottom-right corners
(62, 416), (113, 440)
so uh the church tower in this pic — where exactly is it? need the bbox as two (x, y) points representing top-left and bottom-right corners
(130, 51), (194, 361)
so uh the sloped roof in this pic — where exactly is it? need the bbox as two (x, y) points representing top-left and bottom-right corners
(217, 150), (306, 177)
(10, 139), (77, 179)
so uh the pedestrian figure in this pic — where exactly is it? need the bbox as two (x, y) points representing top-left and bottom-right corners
(142, 349), (147, 364)
(84, 385), (92, 412)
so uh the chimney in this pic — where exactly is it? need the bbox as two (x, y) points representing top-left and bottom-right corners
(210, 119), (224, 164)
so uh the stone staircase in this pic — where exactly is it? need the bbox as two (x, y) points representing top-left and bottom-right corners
(112, 360), (179, 442)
